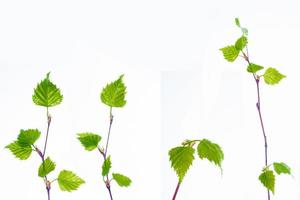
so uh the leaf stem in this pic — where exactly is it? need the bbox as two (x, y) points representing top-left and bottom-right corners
(51, 178), (58, 183)
(181, 139), (201, 147)
(172, 181), (181, 200)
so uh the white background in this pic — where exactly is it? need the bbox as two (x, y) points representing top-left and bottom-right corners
(1, 0), (300, 199)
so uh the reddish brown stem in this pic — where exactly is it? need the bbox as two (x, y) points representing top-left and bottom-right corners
(255, 78), (270, 200)
(172, 181), (181, 200)
(242, 49), (270, 200)
(97, 107), (114, 200)
(34, 108), (52, 200)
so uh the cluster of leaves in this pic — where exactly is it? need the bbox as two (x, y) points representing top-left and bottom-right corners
(169, 139), (224, 182)
(6, 73), (84, 193)
(220, 18), (291, 194)
(259, 162), (291, 194)
(6, 129), (41, 160)
(77, 75), (131, 190)
(77, 133), (131, 187)
(220, 18), (286, 85)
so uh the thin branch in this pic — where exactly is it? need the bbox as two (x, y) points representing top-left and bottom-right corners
(97, 106), (115, 200)
(172, 181), (181, 200)
(107, 186), (113, 200)
(47, 187), (50, 200)
(97, 147), (106, 159)
(33, 145), (51, 200)
(43, 107), (51, 156)
(242, 46), (270, 200)
(39, 107), (52, 200)
(105, 106), (113, 157)
(255, 78), (270, 200)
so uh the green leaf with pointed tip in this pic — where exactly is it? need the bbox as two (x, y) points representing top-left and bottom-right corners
(38, 157), (56, 177)
(263, 68), (286, 85)
(220, 45), (240, 62)
(112, 173), (132, 187)
(17, 129), (41, 147)
(169, 146), (195, 182)
(235, 36), (248, 51)
(273, 162), (291, 175)
(6, 141), (32, 160)
(235, 18), (241, 27)
(247, 63), (264, 73)
(57, 170), (85, 192)
(77, 133), (101, 151)
(197, 139), (224, 169)
(102, 156), (112, 176)
(32, 72), (63, 107)
(100, 75), (127, 107)
(259, 170), (275, 194)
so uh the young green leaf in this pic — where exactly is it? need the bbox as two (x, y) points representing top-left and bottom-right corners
(38, 157), (56, 177)
(112, 173), (132, 187)
(77, 133), (101, 151)
(235, 18), (241, 27)
(259, 170), (275, 194)
(235, 36), (248, 51)
(102, 156), (112, 176)
(273, 162), (291, 175)
(220, 45), (240, 62)
(263, 68), (286, 85)
(100, 75), (127, 107)
(234, 18), (248, 36)
(32, 72), (63, 107)
(57, 170), (85, 192)
(169, 146), (195, 182)
(197, 139), (224, 169)
(6, 141), (33, 160)
(247, 63), (264, 73)
(17, 129), (41, 147)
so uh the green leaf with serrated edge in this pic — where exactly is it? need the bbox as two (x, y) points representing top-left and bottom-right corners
(235, 18), (241, 27)
(263, 68), (286, 85)
(273, 162), (291, 175)
(77, 133), (101, 151)
(38, 157), (56, 177)
(112, 173), (132, 187)
(17, 129), (41, 147)
(57, 170), (85, 192)
(6, 141), (32, 160)
(102, 156), (112, 176)
(259, 170), (275, 194)
(169, 146), (195, 182)
(100, 75), (127, 107)
(235, 36), (248, 51)
(247, 63), (264, 73)
(197, 139), (224, 169)
(32, 72), (63, 107)
(220, 45), (240, 62)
